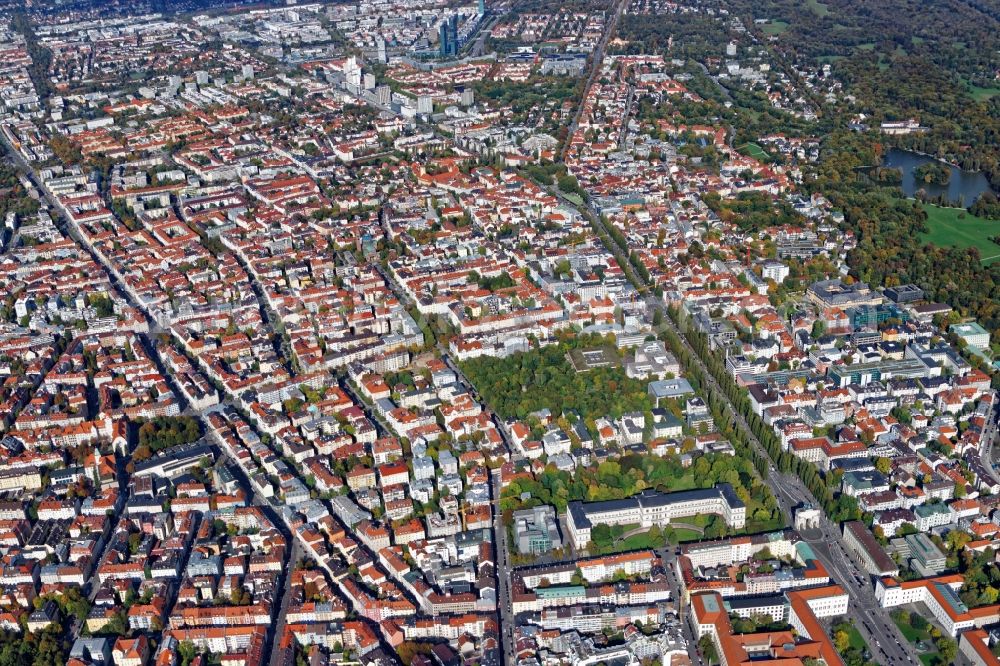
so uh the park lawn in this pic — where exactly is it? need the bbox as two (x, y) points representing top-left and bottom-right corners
(684, 514), (714, 528)
(672, 528), (704, 543)
(762, 21), (789, 35)
(740, 143), (769, 160)
(591, 523), (641, 553)
(806, 0), (829, 16)
(596, 524), (703, 552)
(970, 85), (1000, 101)
(919, 203), (1000, 264)
(919, 654), (941, 666)
(594, 524), (663, 554)
(844, 625), (866, 651)
(893, 615), (930, 643)
(616, 532), (660, 552)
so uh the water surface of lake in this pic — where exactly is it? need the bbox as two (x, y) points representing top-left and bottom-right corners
(883, 148), (994, 205)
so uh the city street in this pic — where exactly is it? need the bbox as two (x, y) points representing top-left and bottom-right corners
(560, 0), (627, 161)
(492, 470), (516, 666)
(656, 547), (706, 666)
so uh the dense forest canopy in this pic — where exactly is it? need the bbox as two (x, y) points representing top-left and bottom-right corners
(725, 0), (1000, 81)
(461, 334), (653, 423)
(721, 0), (1000, 185)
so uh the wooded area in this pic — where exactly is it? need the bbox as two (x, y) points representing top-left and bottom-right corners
(461, 333), (653, 423)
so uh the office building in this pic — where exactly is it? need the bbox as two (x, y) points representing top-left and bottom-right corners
(903, 532), (947, 575)
(512, 505), (562, 555)
(416, 95), (433, 115)
(951, 322), (991, 350)
(438, 22), (450, 58)
(884, 284), (924, 303)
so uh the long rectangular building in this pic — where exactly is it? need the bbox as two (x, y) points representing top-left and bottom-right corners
(842, 520), (899, 578)
(566, 486), (745, 549)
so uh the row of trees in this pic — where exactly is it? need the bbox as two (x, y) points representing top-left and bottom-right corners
(10, 12), (52, 101)
(593, 202), (857, 528)
(663, 307), (865, 524)
(592, 219), (786, 499)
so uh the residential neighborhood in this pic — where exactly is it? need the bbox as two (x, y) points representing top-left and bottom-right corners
(2, 1), (1000, 666)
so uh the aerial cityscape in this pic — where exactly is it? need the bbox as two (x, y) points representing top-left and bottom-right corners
(0, 0), (1000, 665)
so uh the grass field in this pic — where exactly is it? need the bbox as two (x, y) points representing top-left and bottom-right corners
(672, 528), (704, 543)
(762, 21), (789, 35)
(893, 616), (930, 643)
(595, 525), (706, 552)
(806, 0), (829, 15)
(740, 142), (769, 160)
(919, 203), (1000, 264)
(893, 615), (942, 666)
(606, 532), (660, 553)
(970, 85), (1000, 101)
(844, 625), (865, 650)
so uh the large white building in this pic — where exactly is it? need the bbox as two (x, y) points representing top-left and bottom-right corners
(950, 322), (991, 350)
(876, 575), (1000, 636)
(566, 486), (746, 549)
(761, 261), (789, 284)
